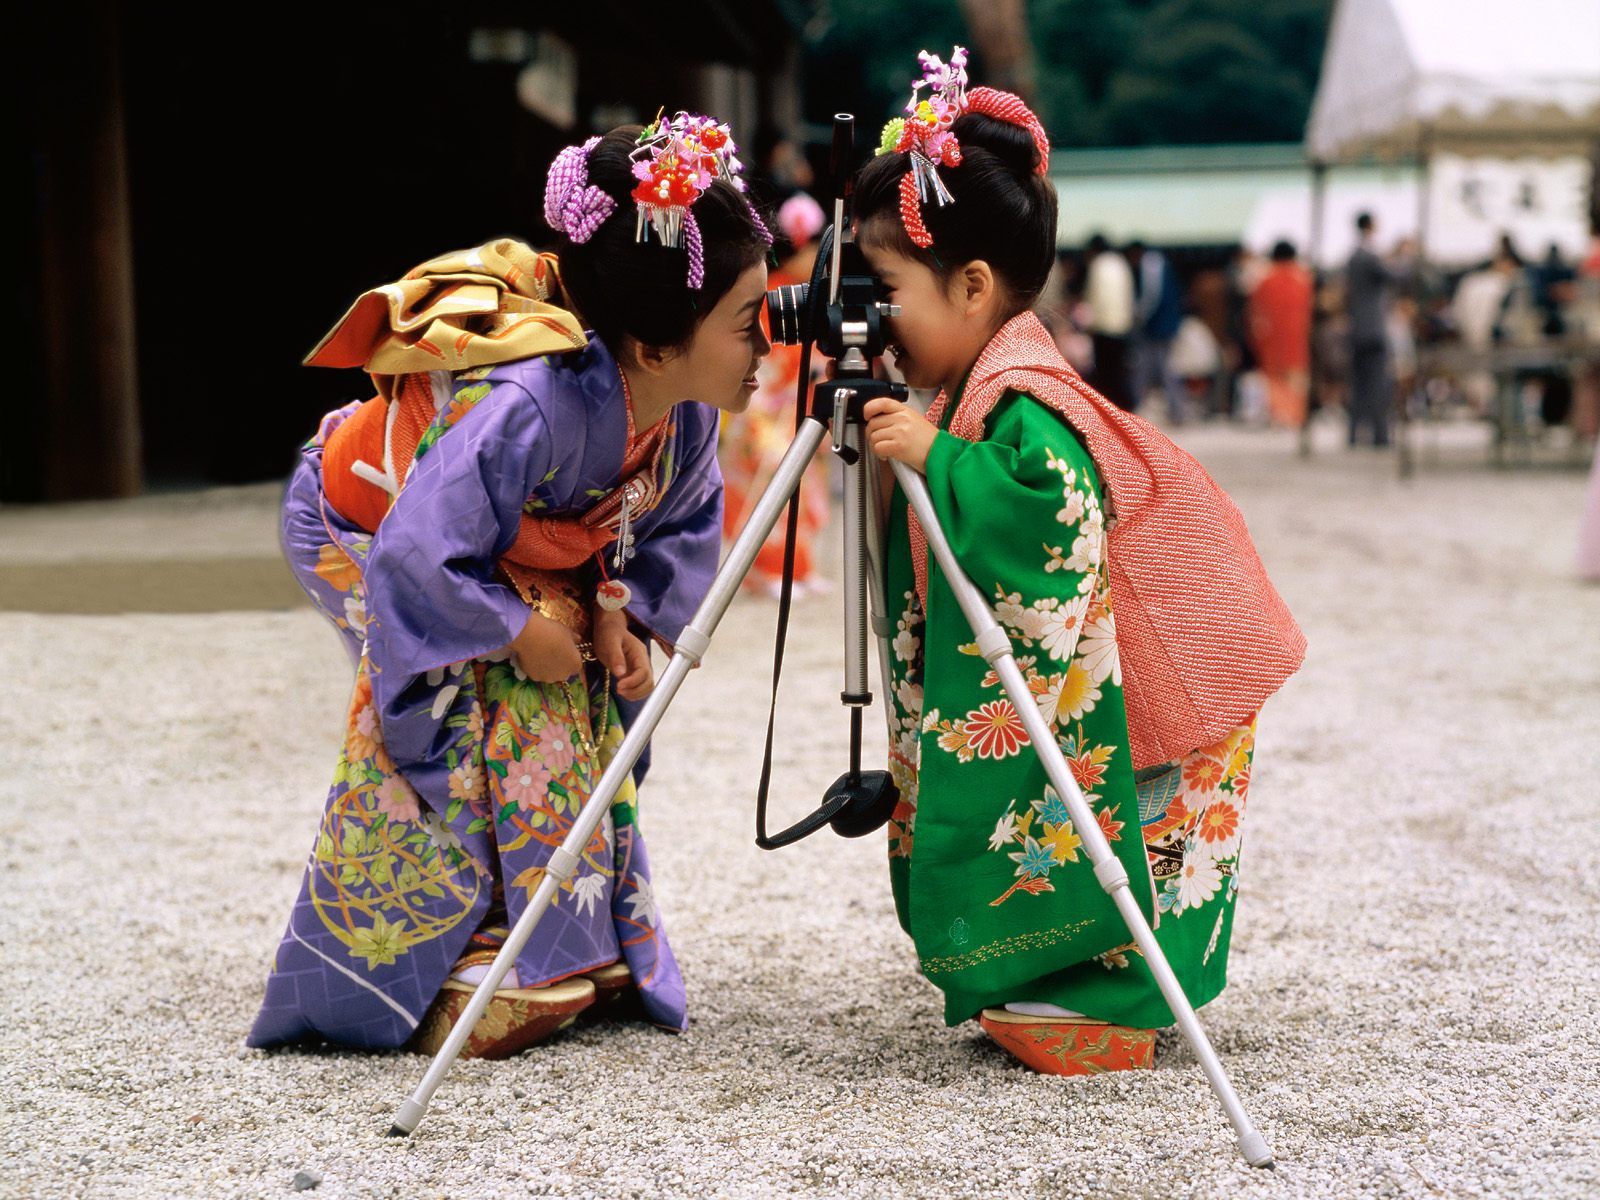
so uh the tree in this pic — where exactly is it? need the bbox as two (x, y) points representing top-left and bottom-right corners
(804, 0), (1334, 149)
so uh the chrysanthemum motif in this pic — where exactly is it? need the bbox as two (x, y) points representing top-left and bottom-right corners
(502, 756), (554, 810)
(1039, 594), (1091, 661)
(1056, 662), (1102, 721)
(1196, 799), (1240, 845)
(1174, 851), (1222, 914)
(961, 701), (1029, 760)
(1182, 755), (1227, 794)
(447, 761), (484, 802)
(375, 774), (421, 824)
(1076, 611), (1121, 685)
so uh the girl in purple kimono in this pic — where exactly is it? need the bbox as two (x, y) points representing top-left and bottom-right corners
(249, 118), (773, 1057)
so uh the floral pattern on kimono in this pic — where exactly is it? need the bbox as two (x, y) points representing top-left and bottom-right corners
(249, 340), (720, 1049)
(883, 388), (1253, 1029)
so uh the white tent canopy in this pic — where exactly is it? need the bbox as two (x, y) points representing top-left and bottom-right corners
(1307, 0), (1600, 162)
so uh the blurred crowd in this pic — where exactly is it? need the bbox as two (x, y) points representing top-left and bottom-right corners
(1038, 218), (1600, 448)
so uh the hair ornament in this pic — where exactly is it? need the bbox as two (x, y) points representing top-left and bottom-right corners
(544, 136), (618, 245)
(878, 46), (969, 248)
(630, 111), (772, 289)
(965, 87), (1052, 177)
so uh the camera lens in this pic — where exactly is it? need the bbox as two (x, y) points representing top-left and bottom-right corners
(764, 283), (809, 346)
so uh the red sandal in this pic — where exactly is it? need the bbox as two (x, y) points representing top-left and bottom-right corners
(979, 1008), (1155, 1075)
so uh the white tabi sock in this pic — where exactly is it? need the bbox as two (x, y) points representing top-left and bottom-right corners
(1003, 1001), (1087, 1019)
(451, 963), (523, 989)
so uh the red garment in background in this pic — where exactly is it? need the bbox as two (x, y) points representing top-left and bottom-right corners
(718, 266), (829, 585)
(1250, 262), (1314, 425)
(1250, 263), (1313, 372)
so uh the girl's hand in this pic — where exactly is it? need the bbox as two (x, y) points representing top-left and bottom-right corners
(508, 611), (583, 682)
(864, 397), (936, 472)
(593, 606), (655, 701)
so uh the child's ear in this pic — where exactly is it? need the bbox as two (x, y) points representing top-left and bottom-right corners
(959, 260), (998, 317)
(632, 338), (680, 376)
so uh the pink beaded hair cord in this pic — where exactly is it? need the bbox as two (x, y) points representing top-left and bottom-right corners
(629, 111), (772, 289)
(875, 47), (1052, 250)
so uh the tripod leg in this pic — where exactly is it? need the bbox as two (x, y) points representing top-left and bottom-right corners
(890, 462), (1275, 1170)
(861, 444), (899, 729)
(389, 417), (836, 1137)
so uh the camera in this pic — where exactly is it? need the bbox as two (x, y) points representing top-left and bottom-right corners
(762, 113), (900, 371)
(764, 243), (900, 359)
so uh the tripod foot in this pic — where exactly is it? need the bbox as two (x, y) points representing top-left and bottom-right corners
(1238, 1129), (1275, 1169)
(388, 1097), (425, 1137)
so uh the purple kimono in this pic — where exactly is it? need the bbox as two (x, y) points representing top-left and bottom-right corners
(249, 339), (721, 1049)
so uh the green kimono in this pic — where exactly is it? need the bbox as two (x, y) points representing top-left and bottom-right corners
(883, 389), (1255, 1030)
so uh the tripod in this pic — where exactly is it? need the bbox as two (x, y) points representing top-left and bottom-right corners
(389, 109), (1273, 1166)
(386, 354), (1275, 1168)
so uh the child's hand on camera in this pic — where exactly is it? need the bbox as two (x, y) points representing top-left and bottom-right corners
(594, 606), (654, 701)
(864, 397), (936, 472)
(509, 611), (584, 682)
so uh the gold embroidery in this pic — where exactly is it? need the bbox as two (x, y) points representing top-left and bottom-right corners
(922, 918), (1098, 975)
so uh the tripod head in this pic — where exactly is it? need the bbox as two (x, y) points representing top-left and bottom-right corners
(752, 113), (903, 851)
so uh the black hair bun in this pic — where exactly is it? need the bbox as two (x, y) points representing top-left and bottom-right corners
(952, 112), (1042, 179)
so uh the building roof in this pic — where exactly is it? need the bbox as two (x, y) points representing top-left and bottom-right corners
(1306, 0), (1600, 162)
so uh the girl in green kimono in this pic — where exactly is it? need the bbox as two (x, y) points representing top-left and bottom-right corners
(854, 56), (1301, 1075)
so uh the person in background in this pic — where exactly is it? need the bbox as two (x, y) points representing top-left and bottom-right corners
(1188, 259), (1235, 417)
(1083, 233), (1136, 410)
(1128, 239), (1187, 423)
(1038, 249), (1094, 374)
(1224, 245), (1264, 417)
(1533, 243), (1575, 337)
(1451, 237), (1522, 416)
(1383, 236), (1420, 422)
(1532, 242), (1577, 426)
(1345, 212), (1398, 446)
(1248, 241), (1313, 427)
(1388, 293), (1419, 422)
(718, 192), (832, 597)
(1313, 281), (1350, 419)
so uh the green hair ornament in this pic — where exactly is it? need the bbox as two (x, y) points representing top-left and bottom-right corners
(876, 118), (906, 156)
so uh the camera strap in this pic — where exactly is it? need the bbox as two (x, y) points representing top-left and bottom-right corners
(754, 235), (831, 849)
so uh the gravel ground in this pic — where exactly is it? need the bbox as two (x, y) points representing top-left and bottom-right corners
(2, 424), (1598, 1199)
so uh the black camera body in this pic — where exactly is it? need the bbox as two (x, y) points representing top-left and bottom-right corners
(765, 241), (896, 366)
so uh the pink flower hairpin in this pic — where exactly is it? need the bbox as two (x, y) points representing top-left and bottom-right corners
(630, 111), (772, 289)
(877, 45), (969, 248)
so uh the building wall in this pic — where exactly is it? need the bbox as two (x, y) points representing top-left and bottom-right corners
(8, 2), (800, 499)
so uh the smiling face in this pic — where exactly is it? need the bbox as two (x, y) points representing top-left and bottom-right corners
(653, 260), (772, 414)
(858, 226), (1002, 394)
